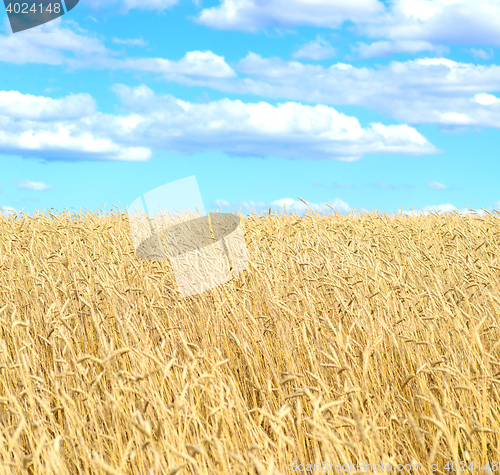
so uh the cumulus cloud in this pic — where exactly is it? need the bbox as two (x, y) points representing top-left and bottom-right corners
(292, 36), (336, 60)
(472, 93), (500, 106)
(109, 84), (440, 161)
(0, 90), (151, 162)
(196, 0), (500, 51)
(214, 54), (500, 129)
(0, 125), (151, 162)
(114, 51), (236, 79)
(196, 0), (384, 31)
(112, 37), (148, 47)
(213, 198), (497, 218)
(3, 19), (500, 133)
(213, 197), (351, 215)
(0, 91), (96, 120)
(0, 18), (109, 65)
(16, 180), (53, 191)
(427, 181), (447, 190)
(348, 40), (449, 59)
(83, 0), (179, 12)
(469, 48), (494, 60)
(356, 0), (500, 48)
(0, 19), (235, 81)
(0, 85), (440, 163)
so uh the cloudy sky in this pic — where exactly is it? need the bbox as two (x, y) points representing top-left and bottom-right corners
(0, 0), (499, 218)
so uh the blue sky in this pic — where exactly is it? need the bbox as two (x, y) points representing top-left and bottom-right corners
(0, 0), (499, 218)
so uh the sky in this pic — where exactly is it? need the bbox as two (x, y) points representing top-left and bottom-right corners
(0, 0), (499, 219)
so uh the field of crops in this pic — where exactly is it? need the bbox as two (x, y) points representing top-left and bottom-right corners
(1, 208), (500, 474)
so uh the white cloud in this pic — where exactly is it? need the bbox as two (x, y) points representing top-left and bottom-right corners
(0, 18), (109, 65)
(0, 84), (440, 163)
(115, 51), (236, 79)
(0, 20), (235, 81)
(196, 0), (385, 31)
(214, 197), (351, 214)
(0, 90), (151, 162)
(3, 19), (500, 137)
(348, 40), (449, 59)
(292, 36), (336, 60)
(108, 84), (440, 161)
(0, 124), (151, 162)
(16, 180), (53, 191)
(356, 0), (500, 48)
(0, 91), (96, 120)
(208, 53), (500, 129)
(469, 48), (494, 60)
(112, 37), (148, 47)
(83, 0), (179, 12)
(214, 198), (500, 219)
(3, 19), (500, 134)
(427, 181), (446, 190)
(196, 0), (500, 52)
(472, 93), (500, 106)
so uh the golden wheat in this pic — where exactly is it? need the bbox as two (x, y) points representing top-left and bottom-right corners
(0, 207), (499, 474)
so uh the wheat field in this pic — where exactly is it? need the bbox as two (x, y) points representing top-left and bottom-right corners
(1, 207), (500, 474)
